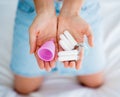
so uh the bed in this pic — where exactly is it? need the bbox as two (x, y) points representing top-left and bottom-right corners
(0, 0), (120, 97)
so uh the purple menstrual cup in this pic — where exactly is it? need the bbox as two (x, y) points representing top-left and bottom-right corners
(37, 40), (55, 61)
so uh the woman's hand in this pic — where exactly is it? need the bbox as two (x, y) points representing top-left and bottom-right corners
(57, 13), (94, 70)
(29, 11), (58, 71)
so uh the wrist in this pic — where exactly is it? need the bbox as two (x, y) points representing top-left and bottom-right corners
(34, 0), (56, 15)
(60, 8), (79, 17)
(37, 8), (56, 16)
(60, 0), (84, 16)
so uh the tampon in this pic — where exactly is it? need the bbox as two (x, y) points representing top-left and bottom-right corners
(64, 31), (77, 47)
(58, 50), (79, 56)
(59, 40), (71, 50)
(60, 34), (73, 50)
(58, 55), (79, 61)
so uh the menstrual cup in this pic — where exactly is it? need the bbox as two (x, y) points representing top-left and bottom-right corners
(37, 40), (55, 61)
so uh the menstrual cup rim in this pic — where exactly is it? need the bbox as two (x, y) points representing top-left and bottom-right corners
(37, 48), (54, 61)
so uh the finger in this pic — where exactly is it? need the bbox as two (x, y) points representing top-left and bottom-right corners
(49, 38), (58, 68)
(44, 61), (51, 71)
(57, 29), (64, 52)
(38, 59), (44, 70)
(34, 52), (44, 69)
(86, 29), (94, 47)
(49, 53), (56, 69)
(57, 32), (65, 58)
(63, 61), (69, 68)
(76, 48), (84, 70)
(69, 61), (76, 68)
(29, 27), (38, 54)
(58, 41), (64, 52)
(50, 61), (55, 68)
(54, 40), (58, 61)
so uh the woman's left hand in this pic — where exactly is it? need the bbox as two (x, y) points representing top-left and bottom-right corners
(57, 13), (94, 70)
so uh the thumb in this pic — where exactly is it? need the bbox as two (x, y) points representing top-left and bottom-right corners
(29, 28), (38, 54)
(86, 30), (94, 47)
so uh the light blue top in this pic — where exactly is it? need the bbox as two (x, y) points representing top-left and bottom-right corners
(10, 0), (105, 77)
(18, 0), (99, 11)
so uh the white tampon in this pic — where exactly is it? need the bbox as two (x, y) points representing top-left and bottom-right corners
(64, 30), (77, 47)
(58, 50), (79, 56)
(59, 40), (71, 50)
(58, 55), (79, 61)
(60, 34), (73, 50)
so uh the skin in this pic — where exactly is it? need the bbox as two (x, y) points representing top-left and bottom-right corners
(14, 0), (104, 94)
(58, 11), (93, 70)
(29, 12), (58, 71)
(29, 0), (58, 71)
(14, 75), (43, 95)
(14, 0), (56, 94)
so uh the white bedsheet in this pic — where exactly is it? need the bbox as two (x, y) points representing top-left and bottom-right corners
(0, 0), (120, 97)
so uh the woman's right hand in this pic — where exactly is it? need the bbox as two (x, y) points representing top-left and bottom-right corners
(29, 11), (58, 71)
